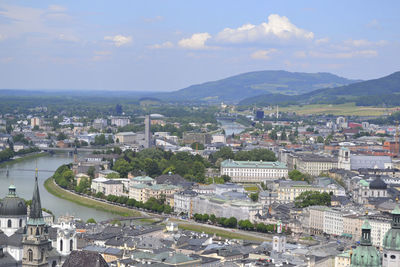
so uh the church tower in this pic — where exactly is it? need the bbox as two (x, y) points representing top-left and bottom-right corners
(338, 146), (351, 170)
(22, 169), (52, 267)
(272, 220), (286, 253)
(382, 203), (400, 267)
(350, 219), (381, 267)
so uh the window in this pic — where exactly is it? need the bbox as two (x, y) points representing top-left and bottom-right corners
(52, 261), (57, 267)
(7, 219), (11, 228)
(40, 249), (44, 262)
(28, 249), (33, 262)
(19, 219), (22, 228)
(60, 239), (63, 252)
(70, 240), (73, 251)
(391, 255), (396, 259)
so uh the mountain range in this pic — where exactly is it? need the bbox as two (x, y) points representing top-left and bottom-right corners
(158, 70), (360, 103)
(238, 71), (400, 106)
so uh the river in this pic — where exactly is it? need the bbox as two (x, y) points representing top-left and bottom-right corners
(218, 119), (246, 137)
(0, 153), (116, 222)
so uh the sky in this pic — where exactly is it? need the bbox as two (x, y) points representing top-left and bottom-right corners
(0, 0), (399, 91)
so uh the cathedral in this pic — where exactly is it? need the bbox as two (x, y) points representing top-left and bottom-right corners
(351, 205), (400, 267)
(0, 170), (75, 267)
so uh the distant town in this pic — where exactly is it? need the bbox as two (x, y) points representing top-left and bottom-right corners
(0, 99), (400, 267)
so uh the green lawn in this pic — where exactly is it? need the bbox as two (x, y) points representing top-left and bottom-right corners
(244, 185), (259, 192)
(44, 178), (141, 217)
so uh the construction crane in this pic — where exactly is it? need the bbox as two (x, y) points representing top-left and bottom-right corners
(396, 121), (399, 156)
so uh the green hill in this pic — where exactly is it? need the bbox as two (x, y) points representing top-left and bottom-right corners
(161, 70), (358, 103)
(239, 71), (400, 106)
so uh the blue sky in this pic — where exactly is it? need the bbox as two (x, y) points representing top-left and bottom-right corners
(0, 0), (399, 91)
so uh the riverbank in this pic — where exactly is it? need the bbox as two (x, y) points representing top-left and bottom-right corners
(44, 177), (141, 218)
(0, 151), (49, 168)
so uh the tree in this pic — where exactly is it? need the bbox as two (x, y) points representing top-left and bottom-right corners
(213, 147), (234, 161)
(106, 172), (120, 179)
(202, 214), (209, 222)
(86, 218), (96, 224)
(221, 175), (231, 183)
(238, 220), (254, 230)
(191, 161), (205, 183)
(144, 158), (160, 176)
(295, 191), (331, 208)
(57, 132), (67, 141)
(87, 166), (96, 179)
(113, 158), (132, 177)
(250, 192), (259, 202)
(281, 130), (287, 141)
(76, 177), (90, 193)
(210, 214), (216, 224)
(288, 170), (311, 183)
(316, 136), (324, 143)
(225, 217), (237, 228)
(94, 134), (106, 146)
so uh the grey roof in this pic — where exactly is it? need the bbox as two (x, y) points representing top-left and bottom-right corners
(369, 176), (387, 190)
(62, 250), (109, 267)
(6, 228), (23, 247)
(155, 173), (189, 186)
(0, 186), (27, 217)
(351, 155), (391, 170)
(0, 231), (7, 246)
(0, 251), (19, 267)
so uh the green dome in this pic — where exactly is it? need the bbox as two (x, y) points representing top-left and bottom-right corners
(351, 219), (381, 267)
(383, 204), (400, 250)
(351, 246), (381, 267)
(383, 228), (400, 250)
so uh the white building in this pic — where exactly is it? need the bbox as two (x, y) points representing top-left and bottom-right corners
(173, 190), (198, 216)
(324, 208), (343, 236)
(220, 159), (288, 183)
(54, 221), (77, 256)
(212, 134), (226, 144)
(111, 117), (130, 127)
(0, 185), (27, 237)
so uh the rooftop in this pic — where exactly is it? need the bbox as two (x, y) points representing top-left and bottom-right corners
(221, 159), (287, 169)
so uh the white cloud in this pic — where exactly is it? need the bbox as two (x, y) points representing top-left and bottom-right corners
(57, 34), (79, 42)
(316, 37), (329, 45)
(367, 19), (380, 29)
(92, 51), (112, 61)
(344, 39), (387, 47)
(250, 49), (278, 60)
(94, 51), (112, 56)
(294, 51), (307, 58)
(178, 32), (211, 49)
(143, 16), (164, 23)
(309, 49), (378, 59)
(148, 41), (174, 49)
(104, 35), (132, 47)
(215, 14), (314, 44)
(48, 5), (67, 12)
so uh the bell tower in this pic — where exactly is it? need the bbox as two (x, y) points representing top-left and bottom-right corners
(22, 169), (51, 267)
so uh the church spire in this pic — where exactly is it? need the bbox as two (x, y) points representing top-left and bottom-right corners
(28, 168), (44, 224)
